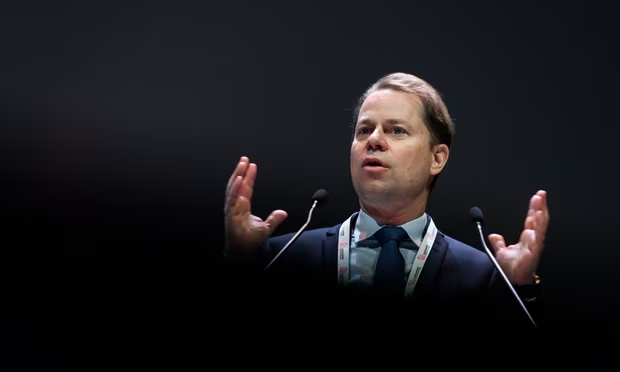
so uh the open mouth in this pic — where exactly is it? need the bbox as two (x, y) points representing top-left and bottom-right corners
(362, 158), (388, 168)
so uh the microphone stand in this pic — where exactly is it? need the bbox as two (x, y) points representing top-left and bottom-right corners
(264, 199), (320, 270)
(473, 221), (537, 327)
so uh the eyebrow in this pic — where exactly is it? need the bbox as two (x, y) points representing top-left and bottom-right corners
(357, 118), (408, 126)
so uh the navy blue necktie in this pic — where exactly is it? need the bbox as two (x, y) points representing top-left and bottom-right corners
(372, 226), (408, 294)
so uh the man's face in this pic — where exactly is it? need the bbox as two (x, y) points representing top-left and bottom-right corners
(350, 89), (442, 208)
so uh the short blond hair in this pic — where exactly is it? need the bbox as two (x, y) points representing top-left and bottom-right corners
(353, 72), (455, 149)
(352, 73), (455, 190)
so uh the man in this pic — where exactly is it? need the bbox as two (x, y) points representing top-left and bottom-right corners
(223, 72), (549, 326)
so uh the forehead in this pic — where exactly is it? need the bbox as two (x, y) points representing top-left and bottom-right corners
(357, 89), (424, 123)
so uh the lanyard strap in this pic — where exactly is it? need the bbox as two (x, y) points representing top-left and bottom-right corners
(337, 213), (438, 298)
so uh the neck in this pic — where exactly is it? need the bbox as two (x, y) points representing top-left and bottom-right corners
(359, 197), (427, 226)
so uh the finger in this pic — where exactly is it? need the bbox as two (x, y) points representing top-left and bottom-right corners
(534, 209), (547, 244)
(525, 192), (547, 231)
(529, 191), (549, 237)
(227, 157), (249, 194)
(531, 190), (549, 217)
(241, 163), (258, 201)
(226, 157), (250, 196)
(519, 228), (538, 255)
(530, 196), (543, 214)
(536, 190), (547, 208)
(225, 175), (243, 215)
(488, 233), (506, 254)
(537, 190), (550, 228)
(264, 209), (288, 235)
(524, 214), (535, 231)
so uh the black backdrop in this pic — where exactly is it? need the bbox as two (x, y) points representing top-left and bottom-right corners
(1, 0), (619, 366)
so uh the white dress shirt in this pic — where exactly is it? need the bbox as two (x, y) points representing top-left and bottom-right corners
(347, 209), (428, 288)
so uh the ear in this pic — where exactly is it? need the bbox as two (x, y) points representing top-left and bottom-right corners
(430, 144), (449, 176)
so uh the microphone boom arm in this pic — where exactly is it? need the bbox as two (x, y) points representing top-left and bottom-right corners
(264, 200), (319, 270)
(474, 221), (537, 327)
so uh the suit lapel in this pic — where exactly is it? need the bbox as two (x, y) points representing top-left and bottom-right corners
(322, 225), (340, 278)
(413, 231), (449, 297)
(321, 212), (359, 281)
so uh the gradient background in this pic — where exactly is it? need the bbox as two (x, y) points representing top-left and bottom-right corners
(1, 0), (619, 366)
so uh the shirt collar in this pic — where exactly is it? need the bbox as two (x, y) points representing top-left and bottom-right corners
(354, 209), (428, 247)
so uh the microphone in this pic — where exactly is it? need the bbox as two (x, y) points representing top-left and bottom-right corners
(264, 189), (329, 270)
(469, 206), (537, 327)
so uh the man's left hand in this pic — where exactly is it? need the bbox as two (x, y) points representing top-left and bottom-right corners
(488, 190), (550, 285)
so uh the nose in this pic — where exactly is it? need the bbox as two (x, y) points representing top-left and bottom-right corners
(366, 128), (387, 151)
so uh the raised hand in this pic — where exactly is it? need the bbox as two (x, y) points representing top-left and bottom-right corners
(488, 190), (550, 285)
(224, 156), (288, 255)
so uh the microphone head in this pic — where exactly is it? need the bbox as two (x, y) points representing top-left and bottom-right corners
(469, 206), (484, 223)
(312, 189), (329, 205)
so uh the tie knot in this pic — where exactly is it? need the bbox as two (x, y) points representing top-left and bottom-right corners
(373, 226), (408, 246)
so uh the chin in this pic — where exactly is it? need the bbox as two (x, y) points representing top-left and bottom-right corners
(356, 185), (392, 203)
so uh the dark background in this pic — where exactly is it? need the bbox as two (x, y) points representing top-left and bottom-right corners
(1, 0), (619, 367)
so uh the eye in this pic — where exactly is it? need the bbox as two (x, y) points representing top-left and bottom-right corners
(390, 127), (407, 135)
(356, 127), (371, 136)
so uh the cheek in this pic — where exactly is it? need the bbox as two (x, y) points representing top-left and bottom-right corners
(401, 149), (431, 178)
(350, 145), (362, 162)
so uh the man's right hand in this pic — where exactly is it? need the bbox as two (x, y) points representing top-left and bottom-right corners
(224, 156), (288, 255)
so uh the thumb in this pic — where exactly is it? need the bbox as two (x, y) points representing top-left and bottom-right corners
(488, 233), (506, 254)
(265, 209), (288, 235)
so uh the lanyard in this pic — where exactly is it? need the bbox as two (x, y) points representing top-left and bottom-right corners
(337, 212), (438, 299)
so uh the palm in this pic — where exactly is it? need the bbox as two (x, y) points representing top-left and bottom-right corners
(488, 191), (549, 285)
(224, 157), (288, 254)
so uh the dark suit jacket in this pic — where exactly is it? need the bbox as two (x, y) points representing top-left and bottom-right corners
(227, 214), (543, 328)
